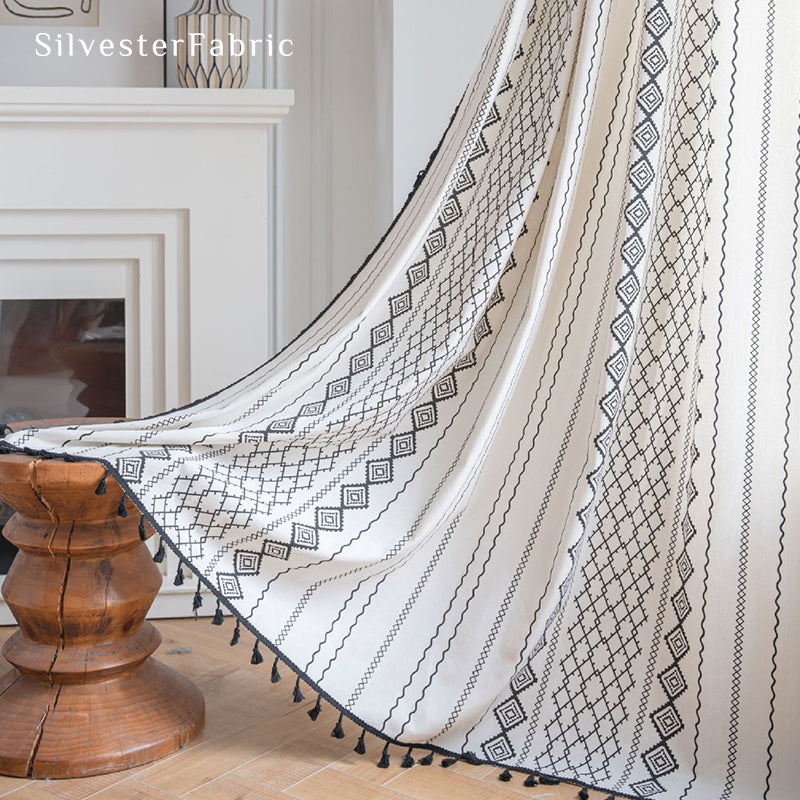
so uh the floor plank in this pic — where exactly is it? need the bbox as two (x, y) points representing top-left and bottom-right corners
(0, 775), (30, 798)
(83, 780), (180, 800)
(185, 773), (285, 800)
(285, 768), (410, 800)
(0, 621), (586, 800)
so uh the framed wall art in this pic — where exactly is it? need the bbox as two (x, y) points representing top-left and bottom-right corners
(0, 0), (167, 86)
(0, 1), (100, 28)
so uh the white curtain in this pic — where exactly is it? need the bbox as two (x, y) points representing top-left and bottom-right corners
(6, 0), (798, 797)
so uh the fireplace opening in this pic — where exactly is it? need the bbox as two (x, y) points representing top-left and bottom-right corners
(0, 298), (126, 573)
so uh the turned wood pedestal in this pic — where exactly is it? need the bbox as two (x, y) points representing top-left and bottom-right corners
(0, 449), (204, 779)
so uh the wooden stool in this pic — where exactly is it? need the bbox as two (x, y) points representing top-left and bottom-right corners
(0, 444), (204, 779)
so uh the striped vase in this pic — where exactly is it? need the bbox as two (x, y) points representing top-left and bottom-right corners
(174, 0), (250, 88)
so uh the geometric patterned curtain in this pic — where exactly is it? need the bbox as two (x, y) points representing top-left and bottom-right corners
(5, 0), (798, 797)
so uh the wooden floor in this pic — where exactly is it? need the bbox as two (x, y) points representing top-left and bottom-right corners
(0, 620), (594, 800)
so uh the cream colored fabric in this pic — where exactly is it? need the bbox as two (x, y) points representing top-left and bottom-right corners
(6, 1), (798, 797)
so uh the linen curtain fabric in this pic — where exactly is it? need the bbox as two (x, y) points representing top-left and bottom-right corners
(4, 0), (798, 797)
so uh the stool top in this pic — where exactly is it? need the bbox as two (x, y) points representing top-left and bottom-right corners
(0, 419), (124, 502)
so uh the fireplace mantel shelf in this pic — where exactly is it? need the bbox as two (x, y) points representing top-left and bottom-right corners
(0, 87), (294, 124)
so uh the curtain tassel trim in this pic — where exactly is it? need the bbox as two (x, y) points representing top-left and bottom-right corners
(230, 619), (240, 646)
(354, 729), (367, 755)
(153, 538), (166, 563)
(126, 533), (608, 798)
(192, 579), (203, 617)
(95, 470), (108, 495)
(539, 776), (561, 785)
(308, 693), (322, 721)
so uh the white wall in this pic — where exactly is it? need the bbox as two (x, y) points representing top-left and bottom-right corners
(272, 0), (503, 345)
(392, 0), (504, 212)
(273, 0), (394, 347)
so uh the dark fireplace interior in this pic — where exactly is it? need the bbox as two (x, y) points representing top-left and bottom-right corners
(0, 298), (126, 573)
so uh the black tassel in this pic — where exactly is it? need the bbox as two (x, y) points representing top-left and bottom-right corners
(270, 656), (281, 683)
(308, 694), (322, 721)
(377, 743), (390, 769)
(138, 515), (148, 541)
(230, 620), (241, 646)
(95, 471), (108, 495)
(212, 600), (224, 626)
(524, 774), (538, 787)
(401, 748), (414, 768)
(292, 677), (304, 703)
(499, 769), (512, 782)
(354, 729), (367, 755)
(419, 752), (434, 766)
(578, 788), (590, 800)
(463, 751), (481, 765)
(440, 757), (457, 768)
(117, 494), (128, 518)
(192, 580), (203, 617)
(539, 776), (560, 785)
(153, 539), (166, 563)
(251, 640), (264, 665)
(603, 796), (616, 800)
(174, 560), (185, 586)
(331, 712), (345, 739)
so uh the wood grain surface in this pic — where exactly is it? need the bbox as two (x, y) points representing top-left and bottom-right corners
(0, 454), (204, 779)
(0, 617), (599, 800)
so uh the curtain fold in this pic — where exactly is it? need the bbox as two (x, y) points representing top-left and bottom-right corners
(4, 0), (797, 797)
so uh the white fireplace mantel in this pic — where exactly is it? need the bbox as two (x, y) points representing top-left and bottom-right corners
(0, 86), (294, 405)
(0, 86), (294, 125)
(0, 86), (293, 620)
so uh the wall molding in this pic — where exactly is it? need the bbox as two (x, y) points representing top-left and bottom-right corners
(0, 208), (191, 416)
